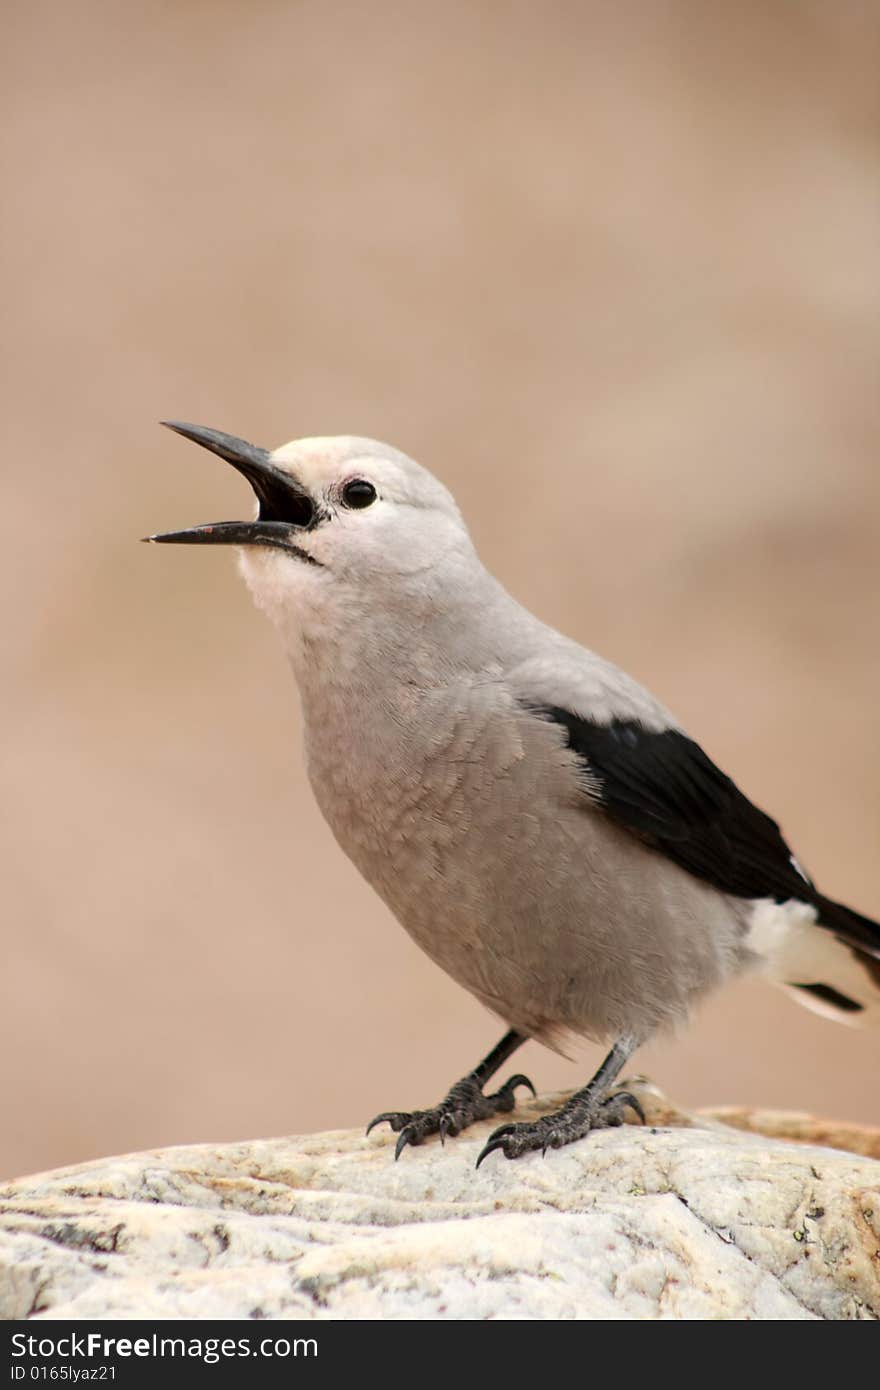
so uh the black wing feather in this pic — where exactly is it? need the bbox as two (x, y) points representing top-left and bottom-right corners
(536, 707), (813, 904)
(528, 705), (880, 965)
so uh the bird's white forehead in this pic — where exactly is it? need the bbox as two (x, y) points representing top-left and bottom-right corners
(270, 435), (409, 482)
(268, 435), (461, 518)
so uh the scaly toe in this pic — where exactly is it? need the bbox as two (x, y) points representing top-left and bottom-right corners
(439, 1110), (462, 1143)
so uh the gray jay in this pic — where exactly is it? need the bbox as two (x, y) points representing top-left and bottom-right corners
(148, 423), (879, 1165)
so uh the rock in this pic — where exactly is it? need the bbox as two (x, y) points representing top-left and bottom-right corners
(1, 1085), (878, 1321)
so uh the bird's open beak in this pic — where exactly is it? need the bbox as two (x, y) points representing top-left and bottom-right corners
(144, 421), (315, 549)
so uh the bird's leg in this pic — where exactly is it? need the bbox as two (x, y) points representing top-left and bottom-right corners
(367, 1030), (536, 1159)
(476, 1035), (644, 1167)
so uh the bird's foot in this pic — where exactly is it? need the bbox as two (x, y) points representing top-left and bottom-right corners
(475, 1086), (645, 1167)
(367, 1070), (536, 1159)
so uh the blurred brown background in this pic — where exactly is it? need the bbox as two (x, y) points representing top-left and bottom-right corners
(2, 1), (878, 1181)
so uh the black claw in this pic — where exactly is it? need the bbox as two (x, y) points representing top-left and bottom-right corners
(503, 1072), (537, 1099)
(394, 1126), (420, 1160)
(475, 1137), (510, 1169)
(365, 1112), (397, 1136)
(612, 1090), (646, 1125)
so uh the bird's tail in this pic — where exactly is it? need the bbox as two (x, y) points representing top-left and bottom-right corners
(787, 894), (880, 1027)
(814, 894), (880, 960)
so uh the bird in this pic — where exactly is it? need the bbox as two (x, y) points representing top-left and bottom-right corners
(147, 422), (880, 1166)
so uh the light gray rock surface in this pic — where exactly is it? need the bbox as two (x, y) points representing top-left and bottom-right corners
(2, 1085), (878, 1320)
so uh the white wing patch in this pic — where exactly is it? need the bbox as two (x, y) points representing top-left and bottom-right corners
(746, 898), (820, 969)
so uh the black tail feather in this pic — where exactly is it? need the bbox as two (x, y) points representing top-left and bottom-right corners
(814, 894), (880, 960)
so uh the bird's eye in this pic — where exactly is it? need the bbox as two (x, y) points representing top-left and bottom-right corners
(341, 479), (377, 509)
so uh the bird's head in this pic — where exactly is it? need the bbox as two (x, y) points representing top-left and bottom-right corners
(147, 423), (476, 634)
